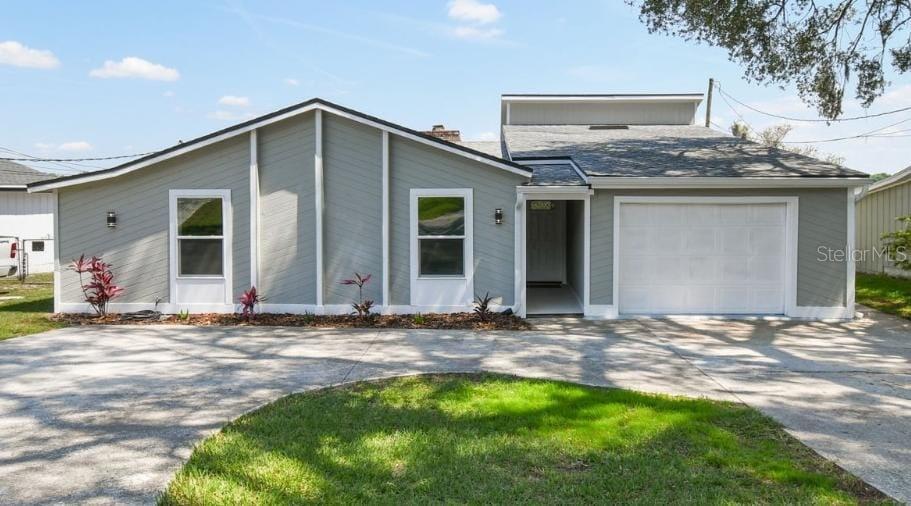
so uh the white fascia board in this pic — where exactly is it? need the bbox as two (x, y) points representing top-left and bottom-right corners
(501, 95), (704, 103)
(516, 185), (591, 196)
(589, 176), (869, 189)
(29, 102), (530, 192)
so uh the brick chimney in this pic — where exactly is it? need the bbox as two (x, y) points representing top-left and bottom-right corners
(423, 124), (461, 143)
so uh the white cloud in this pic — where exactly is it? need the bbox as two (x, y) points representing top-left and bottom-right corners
(473, 131), (498, 141)
(448, 0), (501, 24)
(89, 57), (180, 81)
(58, 141), (92, 152)
(452, 26), (503, 40)
(0, 41), (60, 69)
(284, 78), (300, 86)
(163, 90), (175, 97)
(210, 110), (255, 121)
(218, 95), (250, 107)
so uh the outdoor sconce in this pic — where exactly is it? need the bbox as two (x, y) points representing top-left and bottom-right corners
(495, 208), (503, 225)
(107, 210), (117, 228)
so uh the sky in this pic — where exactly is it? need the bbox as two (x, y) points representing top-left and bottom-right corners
(2, 1), (911, 177)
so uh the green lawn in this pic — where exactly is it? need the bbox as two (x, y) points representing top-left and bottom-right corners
(857, 272), (911, 319)
(160, 374), (888, 505)
(0, 273), (63, 341)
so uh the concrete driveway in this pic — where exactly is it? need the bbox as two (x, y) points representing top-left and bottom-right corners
(0, 309), (909, 505)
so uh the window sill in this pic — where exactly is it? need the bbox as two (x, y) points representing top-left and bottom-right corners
(417, 275), (467, 280)
(176, 275), (226, 280)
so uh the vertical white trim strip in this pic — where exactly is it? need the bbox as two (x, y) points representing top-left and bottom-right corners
(506, 102), (511, 125)
(52, 190), (60, 312)
(846, 188), (856, 315)
(314, 109), (324, 307)
(381, 131), (390, 306)
(249, 130), (259, 290)
(514, 193), (526, 317)
(583, 190), (591, 307)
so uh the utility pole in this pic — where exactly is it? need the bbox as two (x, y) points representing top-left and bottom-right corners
(705, 77), (714, 128)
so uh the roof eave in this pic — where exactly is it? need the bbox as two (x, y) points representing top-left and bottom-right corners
(588, 176), (869, 189)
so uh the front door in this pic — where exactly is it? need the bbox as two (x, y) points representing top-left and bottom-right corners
(527, 200), (565, 283)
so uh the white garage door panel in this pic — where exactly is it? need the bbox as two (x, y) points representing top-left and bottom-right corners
(618, 203), (787, 315)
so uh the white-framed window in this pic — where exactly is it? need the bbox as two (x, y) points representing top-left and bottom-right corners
(409, 188), (474, 307)
(411, 189), (473, 278)
(169, 189), (232, 279)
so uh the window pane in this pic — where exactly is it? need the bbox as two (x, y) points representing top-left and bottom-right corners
(419, 238), (464, 276)
(179, 239), (224, 276)
(418, 197), (464, 236)
(178, 198), (223, 236)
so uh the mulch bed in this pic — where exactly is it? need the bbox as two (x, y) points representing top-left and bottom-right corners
(51, 312), (531, 330)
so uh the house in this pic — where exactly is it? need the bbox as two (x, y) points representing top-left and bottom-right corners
(28, 94), (869, 319)
(855, 166), (911, 278)
(0, 161), (55, 274)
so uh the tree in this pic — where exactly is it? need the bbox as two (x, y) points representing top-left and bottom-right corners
(869, 172), (892, 182)
(731, 121), (847, 165)
(631, 1), (911, 119)
(882, 216), (911, 270)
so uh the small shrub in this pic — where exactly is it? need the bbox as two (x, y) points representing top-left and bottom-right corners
(70, 254), (124, 316)
(239, 286), (264, 321)
(178, 309), (190, 321)
(413, 313), (426, 325)
(882, 216), (911, 271)
(473, 292), (494, 322)
(302, 311), (315, 324)
(340, 272), (374, 318)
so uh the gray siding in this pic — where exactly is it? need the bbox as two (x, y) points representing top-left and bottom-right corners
(590, 188), (848, 308)
(258, 113), (317, 303)
(856, 182), (911, 277)
(503, 101), (697, 126)
(58, 136), (250, 304)
(390, 136), (526, 306)
(323, 114), (383, 304)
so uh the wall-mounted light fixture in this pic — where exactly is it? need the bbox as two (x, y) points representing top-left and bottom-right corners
(107, 210), (117, 228)
(494, 208), (503, 225)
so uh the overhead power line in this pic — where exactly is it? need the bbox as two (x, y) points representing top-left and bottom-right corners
(714, 83), (911, 123)
(0, 151), (155, 163)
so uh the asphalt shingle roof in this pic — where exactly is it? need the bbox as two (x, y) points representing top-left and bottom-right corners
(503, 124), (869, 178)
(0, 161), (53, 187)
(527, 164), (586, 186)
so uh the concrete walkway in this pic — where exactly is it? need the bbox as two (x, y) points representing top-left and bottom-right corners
(0, 309), (909, 504)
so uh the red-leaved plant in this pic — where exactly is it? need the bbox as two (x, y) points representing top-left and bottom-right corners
(70, 254), (124, 316)
(340, 272), (374, 318)
(239, 286), (264, 321)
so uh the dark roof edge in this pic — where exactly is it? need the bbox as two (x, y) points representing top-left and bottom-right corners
(28, 98), (530, 189)
(501, 93), (704, 98)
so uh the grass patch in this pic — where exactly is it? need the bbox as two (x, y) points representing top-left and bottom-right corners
(160, 374), (890, 505)
(857, 272), (911, 319)
(0, 273), (63, 341)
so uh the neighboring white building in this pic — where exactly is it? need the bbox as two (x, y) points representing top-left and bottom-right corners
(0, 161), (55, 274)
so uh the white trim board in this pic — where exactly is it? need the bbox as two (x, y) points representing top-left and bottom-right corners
(314, 109), (324, 307)
(29, 101), (531, 192)
(612, 196), (800, 318)
(501, 94), (704, 103)
(590, 176), (868, 189)
(249, 130), (259, 289)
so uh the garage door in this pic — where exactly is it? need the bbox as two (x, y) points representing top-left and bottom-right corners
(618, 202), (787, 315)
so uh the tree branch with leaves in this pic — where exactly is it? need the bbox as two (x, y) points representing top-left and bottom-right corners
(630, 0), (911, 119)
